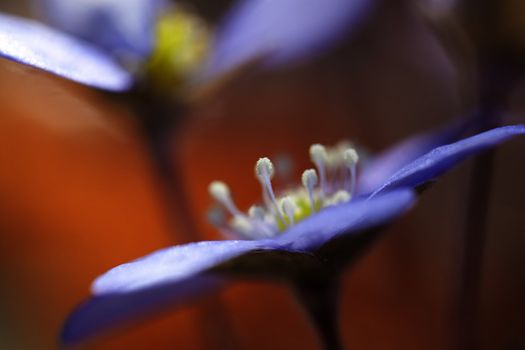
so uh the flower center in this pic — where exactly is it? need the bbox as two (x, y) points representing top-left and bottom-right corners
(208, 142), (359, 239)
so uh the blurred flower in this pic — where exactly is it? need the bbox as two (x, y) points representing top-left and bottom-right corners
(62, 124), (525, 345)
(33, 0), (167, 64)
(0, 11), (133, 91)
(0, 0), (210, 93)
(0, 0), (380, 92)
(201, 0), (376, 81)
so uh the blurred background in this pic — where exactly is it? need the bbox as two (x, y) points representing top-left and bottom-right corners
(0, 0), (524, 349)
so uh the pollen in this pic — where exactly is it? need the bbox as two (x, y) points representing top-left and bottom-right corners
(343, 148), (359, 166)
(255, 157), (275, 180)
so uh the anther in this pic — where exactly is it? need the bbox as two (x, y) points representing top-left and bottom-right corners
(326, 190), (351, 206)
(255, 157), (274, 180)
(280, 196), (297, 226)
(302, 168), (318, 213)
(248, 205), (277, 237)
(309, 144), (328, 195)
(255, 158), (285, 224)
(248, 205), (266, 221)
(208, 181), (243, 217)
(231, 216), (254, 237)
(343, 148), (359, 165)
(343, 148), (359, 195)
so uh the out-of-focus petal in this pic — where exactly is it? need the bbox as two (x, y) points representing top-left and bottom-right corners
(62, 275), (221, 345)
(34, 0), (166, 60)
(203, 0), (374, 80)
(62, 240), (278, 344)
(372, 125), (525, 196)
(358, 117), (477, 194)
(276, 189), (416, 251)
(0, 13), (132, 91)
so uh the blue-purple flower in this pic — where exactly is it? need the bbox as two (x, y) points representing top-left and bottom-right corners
(34, 0), (166, 62)
(61, 124), (525, 345)
(0, 0), (166, 91)
(0, 0), (378, 91)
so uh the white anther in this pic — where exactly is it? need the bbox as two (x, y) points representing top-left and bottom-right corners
(254, 157), (285, 225)
(280, 196), (297, 226)
(231, 215), (254, 236)
(309, 144), (328, 196)
(208, 181), (243, 217)
(247, 205), (278, 237)
(208, 181), (231, 204)
(248, 205), (266, 221)
(342, 148), (359, 166)
(326, 190), (351, 206)
(209, 181), (230, 203)
(342, 148), (359, 196)
(301, 168), (318, 189)
(309, 144), (327, 164)
(255, 157), (275, 180)
(333, 190), (351, 203)
(302, 169), (318, 213)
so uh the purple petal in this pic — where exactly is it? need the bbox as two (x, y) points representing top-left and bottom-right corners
(34, 0), (166, 60)
(62, 240), (276, 344)
(358, 117), (477, 195)
(275, 188), (416, 251)
(62, 275), (222, 345)
(204, 0), (374, 80)
(93, 240), (275, 294)
(0, 13), (132, 91)
(372, 125), (525, 196)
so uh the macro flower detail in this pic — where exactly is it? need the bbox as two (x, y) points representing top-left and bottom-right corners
(209, 143), (360, 239)
(62, 124), (525, 346)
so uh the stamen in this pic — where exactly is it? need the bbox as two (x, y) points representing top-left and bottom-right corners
(231, 216), (254, 237)
(343, 148), (359, 195)
(208, 181), (243, 217)
(326, 190), (351, 206)
(280, 196), (297, 226)
(248, 205), (266, 221)
(255, 158), (285, 224)
(255, 157), (275, 179)
(208, 140), (361, 239)
(309, 144), (328, 196)
(302, 168), (318, 213)
(249, 205), (278, 237)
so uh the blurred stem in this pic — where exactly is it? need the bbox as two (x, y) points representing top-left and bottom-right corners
(125, 87), (238, 350)
(132, 91), (196, 243)
(294, 277), (343, 350)
(457, 57), (516, 350)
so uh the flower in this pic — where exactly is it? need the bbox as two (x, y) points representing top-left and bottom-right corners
(0, 0), (166, 91)
(0, 0), (378, 91)
(0, 11), (132, 91)
(61, 124), (525, 345)
(33, 0), (167, 63)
